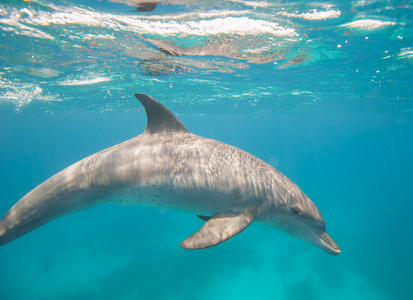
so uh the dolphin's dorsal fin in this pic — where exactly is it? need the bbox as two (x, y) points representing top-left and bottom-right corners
(135, 93), (189, 134)
(197, 215), (211, 221)
(181, 212), (254, 250)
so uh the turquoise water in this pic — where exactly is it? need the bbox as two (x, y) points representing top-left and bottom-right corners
(0, 0), (412, 299)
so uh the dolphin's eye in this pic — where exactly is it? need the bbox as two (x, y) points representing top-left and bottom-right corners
(291, 207), (301, 216)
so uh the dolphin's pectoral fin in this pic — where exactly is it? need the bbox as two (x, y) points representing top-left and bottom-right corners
(197, 215), (211, 221)
(181, 212), (254, 250)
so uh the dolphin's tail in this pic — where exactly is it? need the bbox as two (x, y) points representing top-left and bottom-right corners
(0, 210), (12, 246)
(0, 165), (99, 246)
(0, 188), (97, 246)
(0, 193), (92, 246)
(0, 208), (26, 246)
(0, 194), (58, 246)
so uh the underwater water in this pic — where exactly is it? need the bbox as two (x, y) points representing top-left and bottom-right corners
(0, 0), (413, 299)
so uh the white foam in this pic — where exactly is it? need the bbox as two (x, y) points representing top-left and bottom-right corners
(60, 77), (112, 86)
(22, 5), (297, 37)
(82, 34), (116, 41)
(0, 80), (60, 109)
(340, 19), (397, 30)
(0, 17), (55, 40)
(233, 0), (269, 8)
(278, 9), (341, 20)
(399, 47), (413, 59)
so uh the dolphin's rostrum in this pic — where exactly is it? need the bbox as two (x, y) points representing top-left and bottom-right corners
(0, 93), (340, 255)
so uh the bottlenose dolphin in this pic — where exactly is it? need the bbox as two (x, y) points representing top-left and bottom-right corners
(0, 93), (340, 255)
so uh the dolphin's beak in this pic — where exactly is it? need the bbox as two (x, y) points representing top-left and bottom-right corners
(302, 221), (340, 255)
(292, 220), (341, 255)
(317, 231), (341, 255)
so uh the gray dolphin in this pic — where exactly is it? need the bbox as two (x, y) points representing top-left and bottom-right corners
(0, 93), (340, 255)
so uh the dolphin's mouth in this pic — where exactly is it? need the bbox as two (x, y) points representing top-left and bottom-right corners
(307, 223), (341, 256)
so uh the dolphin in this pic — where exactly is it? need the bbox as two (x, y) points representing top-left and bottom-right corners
(0, 93), (340, 255)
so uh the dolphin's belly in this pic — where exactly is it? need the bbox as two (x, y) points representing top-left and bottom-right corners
(106, 179), (247, 216)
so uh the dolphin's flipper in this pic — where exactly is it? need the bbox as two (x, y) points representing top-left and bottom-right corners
(181, 212), (254, 249)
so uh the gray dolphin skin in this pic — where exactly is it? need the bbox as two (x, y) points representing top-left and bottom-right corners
(0, 93), (340, 255)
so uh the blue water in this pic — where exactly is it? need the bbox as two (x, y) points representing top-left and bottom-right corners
(1, 0), (412, 299)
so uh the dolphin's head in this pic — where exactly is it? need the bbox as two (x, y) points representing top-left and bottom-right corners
(269, 188), (340, 255)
